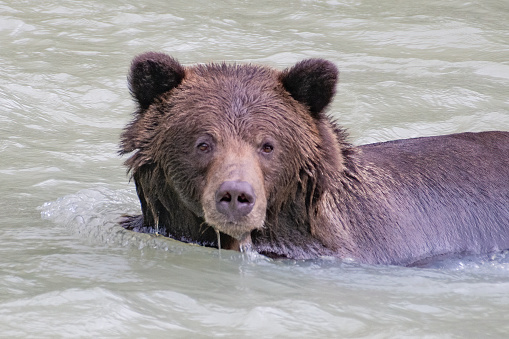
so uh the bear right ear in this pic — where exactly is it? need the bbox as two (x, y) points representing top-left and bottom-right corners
(280, 58), (338, 119)
(128, 52), (185, 109)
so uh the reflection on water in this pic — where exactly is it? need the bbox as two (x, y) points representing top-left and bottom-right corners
(1, 0), (509, 336)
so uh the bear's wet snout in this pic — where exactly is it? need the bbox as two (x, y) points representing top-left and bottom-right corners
(215, 181), (256, 220)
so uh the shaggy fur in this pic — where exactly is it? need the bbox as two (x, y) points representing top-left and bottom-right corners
(120, 52), (509, 265)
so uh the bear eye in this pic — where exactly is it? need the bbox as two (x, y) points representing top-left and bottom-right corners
(261, 143), (274, 154)
(197, 142), (211, 153)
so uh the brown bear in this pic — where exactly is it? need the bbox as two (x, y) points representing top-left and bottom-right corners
(120, 52), (509, 266)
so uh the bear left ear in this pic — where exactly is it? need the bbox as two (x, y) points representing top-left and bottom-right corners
(280, 59), (338, 118)
(129, 52), (185, 109)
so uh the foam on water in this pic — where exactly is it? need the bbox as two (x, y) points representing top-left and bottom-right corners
(39, 187), (196, 253)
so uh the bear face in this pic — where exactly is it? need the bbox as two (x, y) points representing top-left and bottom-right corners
(121, 52), (342, 248)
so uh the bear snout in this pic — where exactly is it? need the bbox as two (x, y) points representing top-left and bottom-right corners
(199, 143), (268, 240)
(215, 181), (256, 221)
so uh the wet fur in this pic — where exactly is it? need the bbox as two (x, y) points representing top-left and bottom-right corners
(121, 52), (509, 265)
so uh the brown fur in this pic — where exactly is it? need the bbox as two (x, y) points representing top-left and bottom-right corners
(121, 52), (509, 265)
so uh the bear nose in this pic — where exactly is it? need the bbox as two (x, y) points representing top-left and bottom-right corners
(215, 181), (256, 220)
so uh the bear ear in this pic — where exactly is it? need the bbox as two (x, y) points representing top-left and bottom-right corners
(280, 59), (338, 118)
(128, 52), (185, 109)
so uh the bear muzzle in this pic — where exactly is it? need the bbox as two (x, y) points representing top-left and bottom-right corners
(201, 152), (267, 241)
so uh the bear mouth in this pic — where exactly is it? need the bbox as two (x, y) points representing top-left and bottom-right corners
(207, 217), (263, 241)
(213, 227), (254, 253)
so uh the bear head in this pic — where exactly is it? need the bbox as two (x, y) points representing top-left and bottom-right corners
(121, 52), (344, 249)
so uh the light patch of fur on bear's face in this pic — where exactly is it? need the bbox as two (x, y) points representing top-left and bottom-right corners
(200, 139), (268, 239)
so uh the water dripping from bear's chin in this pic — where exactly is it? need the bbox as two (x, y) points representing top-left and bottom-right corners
(214, 227), (261, 259)
(215, 229), (221, 251)
(238, 232), (253, 254)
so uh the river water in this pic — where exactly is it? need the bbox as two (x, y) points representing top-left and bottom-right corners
(1, 0), (509, 337)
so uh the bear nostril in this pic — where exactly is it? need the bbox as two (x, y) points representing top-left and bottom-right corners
(215, 181), (256, 220)
(220, 193), (232, 203)
(238, 194), (250, 204)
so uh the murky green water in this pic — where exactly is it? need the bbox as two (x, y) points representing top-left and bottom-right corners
(1, 0), (509, 337)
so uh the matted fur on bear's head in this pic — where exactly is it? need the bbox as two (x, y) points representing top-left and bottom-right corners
(121, 52), (341, 245)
